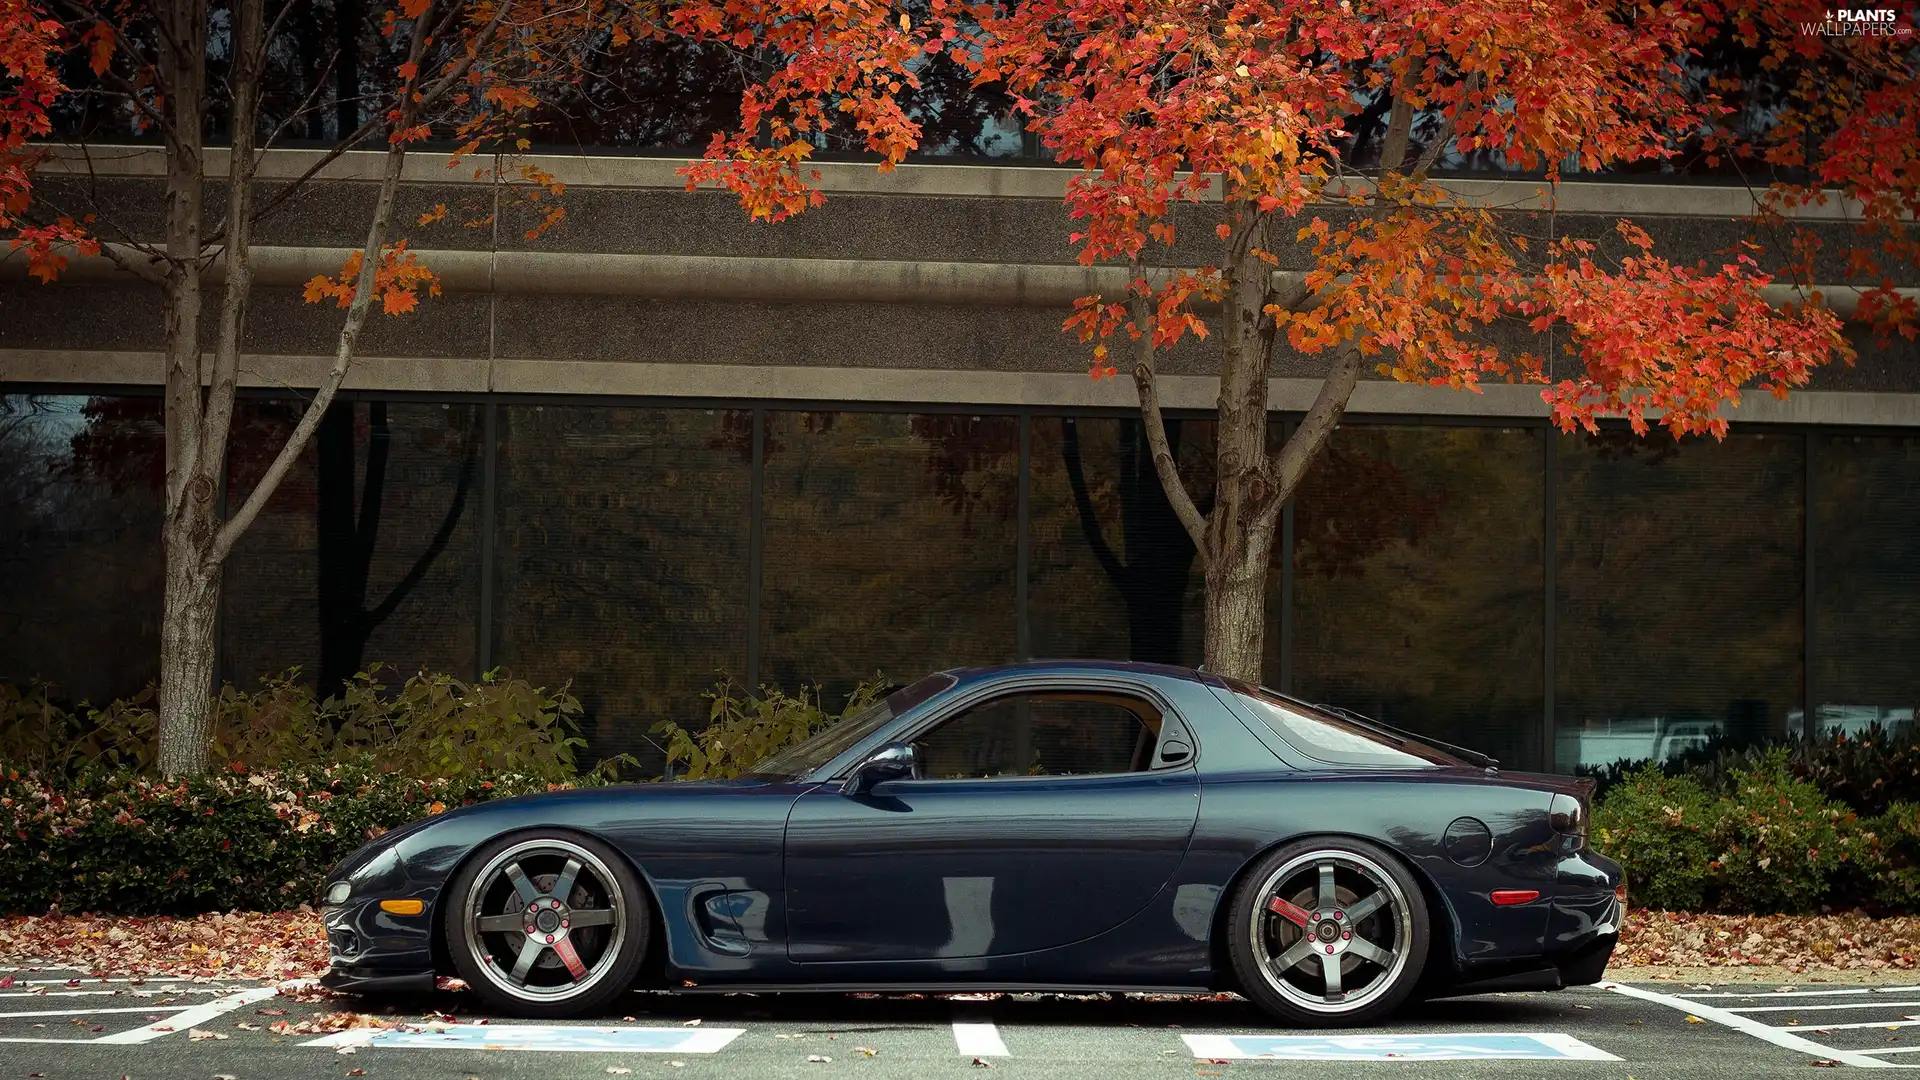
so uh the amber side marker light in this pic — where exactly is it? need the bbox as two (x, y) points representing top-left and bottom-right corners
(1490, 889), (1541, 906)
(379, 899), (425, 916)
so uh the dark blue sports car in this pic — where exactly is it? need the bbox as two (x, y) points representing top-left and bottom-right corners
(318, 661), (1623, 1026)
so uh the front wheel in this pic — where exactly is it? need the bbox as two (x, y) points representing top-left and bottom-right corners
(1226, 837), (1429, 1027)
(445, 831), (650, 1017)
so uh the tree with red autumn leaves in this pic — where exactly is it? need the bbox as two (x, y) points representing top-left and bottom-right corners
(3, 0), (653, 775)
(676, 0), (1912, 682)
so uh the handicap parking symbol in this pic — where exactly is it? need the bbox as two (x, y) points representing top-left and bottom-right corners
(1184, 1032), (1620, 1061)
(304, 1023), (745, 1054)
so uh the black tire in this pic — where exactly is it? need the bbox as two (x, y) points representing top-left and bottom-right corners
(444, 830), (649, 1018)
(1226, 836), (1430, 1027)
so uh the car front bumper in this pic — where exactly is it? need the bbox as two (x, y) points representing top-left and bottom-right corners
(320, 896), (438, 996)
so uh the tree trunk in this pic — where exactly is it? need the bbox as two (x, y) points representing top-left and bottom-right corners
(1203, 536), (1274, 682)
(1197, 196), (1282, 682)
(157, 503), (220, 776)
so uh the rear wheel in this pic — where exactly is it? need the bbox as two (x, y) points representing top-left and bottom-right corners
(445, 831), (648, 1018)
(1226, 837), (1429, 1026)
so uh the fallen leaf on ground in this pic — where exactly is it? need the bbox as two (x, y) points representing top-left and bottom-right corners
(189, 1028), (231, 1040)
(682, 1018), (702, 1026)
(1686, 1016), (1705, 1024)
(606, 1068), (632, 1075)
(853, 1046), (877, 1057)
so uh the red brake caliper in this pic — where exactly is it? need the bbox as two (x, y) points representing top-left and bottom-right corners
(1267, 896), (1312, 927)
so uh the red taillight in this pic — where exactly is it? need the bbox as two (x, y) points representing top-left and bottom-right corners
(1491, 889), (1541, 906)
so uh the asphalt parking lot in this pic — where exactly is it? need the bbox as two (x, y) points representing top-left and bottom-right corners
(4, 968), (1920, 1078)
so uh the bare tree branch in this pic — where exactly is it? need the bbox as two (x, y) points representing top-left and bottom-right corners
(210, 0), (484, 565)
(193, 0), (267, 517)
(1126, 255), (1210, 562)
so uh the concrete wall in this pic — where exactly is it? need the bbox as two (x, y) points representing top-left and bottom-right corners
(3, 146), (1916, 423)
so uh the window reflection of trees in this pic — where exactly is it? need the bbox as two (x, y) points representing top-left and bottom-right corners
(1554, 430), (1804, 773)
(759, 411), (1020, 706)
(493, 406), (752, 767)
(0, 395), (165, 706)
(222, 400), (483, 698)
(1292, 426), (1546, 770)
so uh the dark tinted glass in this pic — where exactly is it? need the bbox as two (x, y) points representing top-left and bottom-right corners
(493, 406), (752, 766)
(223, 400), (483, 695)
(1813, 434), (1920, 737)
(758, 412), (1019, 701)
(916, 693), (1159, 778)
(1554, 430), (1804, 773)
(0, 395), (164, 704)
(1027, 417), (1214, 667)
(1290, 425), (1546, 769)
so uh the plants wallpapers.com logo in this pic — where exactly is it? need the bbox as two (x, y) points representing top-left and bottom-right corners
(1800, 7), (1917, 35)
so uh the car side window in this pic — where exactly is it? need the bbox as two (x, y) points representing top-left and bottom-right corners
(913, 692), (1168, 779)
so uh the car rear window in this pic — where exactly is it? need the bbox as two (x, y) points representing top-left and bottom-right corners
(1227, 685), (1465, 768)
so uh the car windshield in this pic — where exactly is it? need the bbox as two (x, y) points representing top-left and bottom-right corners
(746, 672), (958, 780)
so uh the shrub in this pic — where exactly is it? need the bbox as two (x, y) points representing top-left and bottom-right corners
(1706, 755), (1864, 914)
(1585, 722), (1920, 817)
(0, 666), (599, 783)
(0, 765), (605, 916)
(1867, 802), (1920, 912)
(1593, 765), (1718, 911)
(1596, 755), (1891, 914)
(651, 675), (889, 780)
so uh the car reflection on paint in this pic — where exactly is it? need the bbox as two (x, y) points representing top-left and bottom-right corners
(318, 661), (1623, 1027)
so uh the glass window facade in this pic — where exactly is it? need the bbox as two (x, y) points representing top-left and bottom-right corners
(759, 411), (1020, 704)
(1291, 425), (1546, 770)
(221, 400), (483, 696)
(1027, 417), (1213, 668)
(0, 394), (165, 705)
(14, 391), (1919, 776)
(1553, 430), (1806, 773)
(492, 406), (752, 765)
(1813, 434), (1920, 737)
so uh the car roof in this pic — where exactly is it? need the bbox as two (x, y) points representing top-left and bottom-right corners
(941, 659), (1217, 685)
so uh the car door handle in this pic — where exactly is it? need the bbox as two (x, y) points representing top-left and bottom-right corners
(1159, 739), (1192, 764)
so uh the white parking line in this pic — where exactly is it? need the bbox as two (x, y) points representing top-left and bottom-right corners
(1804, 1020), (1920, 1032)
(0, 1006), (195, 1019)
(1727, 1001), (1920, 1014)
(1690, 987), (1920, 999)
(0, 987), (233, 999)
(95, 986), (281, 1044)
(953, 1021), (1009, 1057)
(1602, 982), (1897, 1068)
(1859, 1047), (1920, 1057)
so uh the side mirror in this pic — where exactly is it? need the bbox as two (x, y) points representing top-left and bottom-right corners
(844, 741), (920, 797)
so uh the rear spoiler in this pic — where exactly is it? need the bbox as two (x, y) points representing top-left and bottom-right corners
(1313, 704), (1501, 772)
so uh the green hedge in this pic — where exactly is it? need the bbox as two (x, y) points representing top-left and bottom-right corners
(1593, 753), (1920, 915)
(0, 765), (605, 916)
(0, 666), (602, 783)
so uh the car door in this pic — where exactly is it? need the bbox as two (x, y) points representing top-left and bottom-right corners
(782, 680), (1201, 963)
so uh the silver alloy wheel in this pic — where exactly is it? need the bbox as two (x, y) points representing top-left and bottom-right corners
(462, 838), (628, 1003)
(1247, 848), (1414, 1016)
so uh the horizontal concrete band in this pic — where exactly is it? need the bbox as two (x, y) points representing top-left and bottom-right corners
(6, 349), (1919, 427)
(34, 144), (1886, 221)
(2, 245), (1898, 316)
